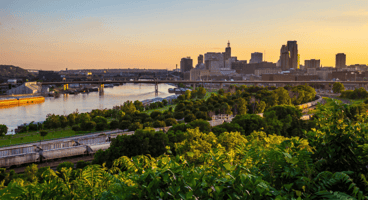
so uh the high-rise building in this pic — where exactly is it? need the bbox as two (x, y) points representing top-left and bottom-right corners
(249, 52), (263, 64)
(336, 53), (346, 69)
(198, 54), (203, 65)
(287, 41), (298, 69)
(224, 41), (231, 61)
(304, 59), (320, 69)
(180, 57), (193, 72)
(280, 45), (290, 71)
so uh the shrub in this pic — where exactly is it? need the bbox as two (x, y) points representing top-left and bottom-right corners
(28, 122), (38, 131)
(119, 120), (131, 130)
(184, 113), (196, 123)
(56, 162), (74, 172)
(96, 122), (107, 131)
(128, 122), (143, 131)
(93, 116), (108, 124)
(0, 124), (8, 136)
(143, 122), (153, 128)
(76, 160), (90, 169)
(109, 120), (119, 129)
(153, 120), (166, 128)
(72, 125), (81, 132)
(188, 119), (211, 133)
(82, 121), (96, 131)
(174, 112), (185, 119)
(150, 110), (162, 120)
(164, 118), (177, 126)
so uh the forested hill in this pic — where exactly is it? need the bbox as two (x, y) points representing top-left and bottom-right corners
(0, 65), (33, 77)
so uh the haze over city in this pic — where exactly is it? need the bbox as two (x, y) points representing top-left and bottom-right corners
(1, 0), (368, 70)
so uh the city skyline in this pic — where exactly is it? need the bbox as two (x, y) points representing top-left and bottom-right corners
(1, 0), (368, 70)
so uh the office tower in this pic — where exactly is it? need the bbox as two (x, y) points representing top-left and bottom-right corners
(287, 41), (298, 69)
(180, 57), (193, 72)
(249, 52), (263, 64)
(280, 45), (290, 71)
(304, 59), (320, 69)
(198, 54), (203, 65)
(336, 53), (346, 69)
(224, 41), (231, 61)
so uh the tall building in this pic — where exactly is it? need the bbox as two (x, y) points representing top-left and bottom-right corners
(180, 57), (193, 72)
(287, 41), (298, 69)
(280, 45), (290, 71)
(305, 59), (320, 69)
(224, 41), (231, 61)
(198, 54), (203, 65)
(249, 52), (263, 64)
(336, 53), (346, 69)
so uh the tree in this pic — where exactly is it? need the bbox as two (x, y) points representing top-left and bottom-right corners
(162, 99), (168, 106)
(60, 116), (68, 129)
(174, 112), (185, 120)
(128, 122), (143, 131)
(237, 98), (247, 115)
(274, 87), (291, 105)
(122, 101), (137, 114)
(0, 124), (7, 136)
(133, 100), (144, 111)
(56, 161), (74, 172)
(39, 130), (48, 145)
(212, 122), (245, 136)
(232, 114), (265, 135)
(218, 88), (225, 95)
(185, 90), (191, 100)
(184, 113), (196, 123)
(81, 121), (96, 131)
(67, 114), (76, 126)
(164, 118), (177, 126)
(153, 120), (166, 128)
(188, 119), (211, 133)
(197, 87), (206, 99)
(332, 82), (345, 93)
(119, 120), (131, 130)
(109, 120), (119, 129)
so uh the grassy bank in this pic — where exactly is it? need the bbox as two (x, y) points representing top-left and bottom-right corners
(0, 127), (110, 147)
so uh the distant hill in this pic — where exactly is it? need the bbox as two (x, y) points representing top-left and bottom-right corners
(0, 65), (33, 78)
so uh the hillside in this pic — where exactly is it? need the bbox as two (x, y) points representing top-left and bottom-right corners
(0, 65), (33, 78)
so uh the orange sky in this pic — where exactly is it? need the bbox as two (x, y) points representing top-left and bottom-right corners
(1, 0), (368, 70)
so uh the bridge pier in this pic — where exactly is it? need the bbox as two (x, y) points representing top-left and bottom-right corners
(220, 83), (223, 89)
(99, 84), (104, 95)
(155, 82), (158, 96)
(192, 84), (196, 90)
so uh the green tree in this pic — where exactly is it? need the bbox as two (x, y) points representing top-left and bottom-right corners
(184, 113), (196, 123)
(0, 124), (7, 136)
(218, 88), (225, 95)
(67, 114), (76, 126)
(162, 99), (168, 106)
(185, 90), (191, 100)
(153, 120), (166, 128)
(60, 116), (68, 129)
(188, 119), (211, 133)
(56, 161), (74, 172)
(128, 122), (143, 131)
(122, 101), (137, 114)
(134, 100), (144, 111)
(332, 82), (345, 93)
(232, 114), (265, 135)
(164, 118), (177, 126)
(237, 98), (247, 115)
(109, 120), (119, 129)
(274, 87), (291, 105)
(39, 130), (48, 145)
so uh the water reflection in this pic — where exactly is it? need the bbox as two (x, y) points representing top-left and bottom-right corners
(0, 83), (174, 134)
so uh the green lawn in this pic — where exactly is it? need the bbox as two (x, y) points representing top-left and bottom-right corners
(0, 127), (108, 147)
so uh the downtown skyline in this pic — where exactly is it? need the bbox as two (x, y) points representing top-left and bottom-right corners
(1, 0), (368, 70)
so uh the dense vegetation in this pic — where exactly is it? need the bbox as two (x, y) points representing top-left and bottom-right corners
(0, 65), (34, 79)
(2, 99), (368, 199)
(340, 87), (368, 99)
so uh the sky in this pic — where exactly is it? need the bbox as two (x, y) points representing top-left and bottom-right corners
(1, 0), (368, 70)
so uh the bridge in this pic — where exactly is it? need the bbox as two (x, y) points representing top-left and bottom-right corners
(40, 80), (368, 95)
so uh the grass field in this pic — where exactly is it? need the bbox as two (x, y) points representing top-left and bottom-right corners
(0, 127), (109, 147)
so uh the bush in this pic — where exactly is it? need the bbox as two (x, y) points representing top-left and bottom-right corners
(96, 122), (107, 131)
(93, 116), (108, 124)
(232, 114), (265, 136)
(28, 122), (38, 131)
(174, 112), (185, 120)
(81, 121), (96, 131)
(128, 122), (143, 131)
(109, 120), (119, 129)
(184, 113), (196, 123)
(119, 120), (131, 130)
(0, 124), (8, 136)
(143, 122), (153, 128)
(218, 88), (225, 95)
(72, 125), (81, 132)
(188, 119), (211, 133)
(150, 111), (162, 120)
(164, 118), (177, 126)
(153, 120), (166, 128)
(332, 82), (345, 93)
(76, 160), (90, 169)
(212, 122), (245, 136)
(56, 162), (74, 172)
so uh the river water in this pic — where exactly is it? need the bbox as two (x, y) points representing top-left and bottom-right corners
(0, 83), (174, 134)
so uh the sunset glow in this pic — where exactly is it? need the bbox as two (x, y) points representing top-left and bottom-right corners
(1, 0), (368, 70)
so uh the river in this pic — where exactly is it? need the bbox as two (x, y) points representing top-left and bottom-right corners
(0, 83), (174, 134)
